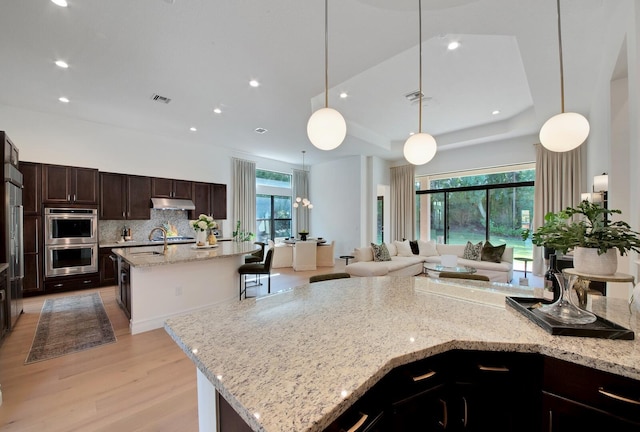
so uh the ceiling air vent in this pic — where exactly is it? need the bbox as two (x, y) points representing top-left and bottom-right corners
(151, 93), (172, 104)
(254, 127), (268, 134)
(404, 90), (424, 103)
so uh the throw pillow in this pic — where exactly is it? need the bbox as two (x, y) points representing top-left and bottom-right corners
(481, 241), (506, 263)
(386, 242), (398, 256)
(462, 241), (483, 261)
(371, 242), (392, 262)
(409, 240), (420, 255)
(394, 240), (414, 257)
(418, 239), (438, 257)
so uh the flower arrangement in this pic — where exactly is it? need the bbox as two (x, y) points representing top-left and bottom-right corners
(191, 214), (217, 232)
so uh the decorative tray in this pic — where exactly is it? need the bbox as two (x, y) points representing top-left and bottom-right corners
(191, 244), (219, 249)
(506, 297), (634, 340)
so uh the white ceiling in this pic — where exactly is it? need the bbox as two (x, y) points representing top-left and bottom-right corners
(0, 0), (614, 166)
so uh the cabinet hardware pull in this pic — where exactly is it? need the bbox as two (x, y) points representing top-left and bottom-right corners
(598, 387), (640, 405)
(54, 283), (63, 288)
(439, 399), (448, 428)
(0, 290), (5, 301)
(478, 365), (509, 372)
(82, 280), (92, 284)
(411, 370), (436, 382)
(67, 195), (70, 202)
(346, 413), (368, 432)
(462, 396), (468, 427)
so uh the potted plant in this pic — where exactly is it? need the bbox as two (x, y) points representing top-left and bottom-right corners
(530, 200), (640, 275)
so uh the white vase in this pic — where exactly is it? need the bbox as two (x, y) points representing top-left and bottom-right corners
(195, 230), (208, 245)
(573, 247), (617, 276)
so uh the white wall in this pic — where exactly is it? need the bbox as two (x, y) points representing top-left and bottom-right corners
(309, 156), (365, 257)
(579, 0), (640, 298)
(0, 103), (305, 238)
(401, 134), (537, 176)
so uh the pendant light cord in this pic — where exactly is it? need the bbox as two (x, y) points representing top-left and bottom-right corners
(556, 0), (565, 113)
(325, 0), (329, 109)
(418, 0), (423, 133)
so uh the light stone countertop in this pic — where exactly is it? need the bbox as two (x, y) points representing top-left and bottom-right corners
(112, 241), (260, 268)
(99, 237), (235, 249)
(164, 276), (640, 432)
(0, 263), (8, 273)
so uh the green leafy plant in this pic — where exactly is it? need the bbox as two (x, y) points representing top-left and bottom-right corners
(529, 201), (640, 255)
(232, 220), (254, 242)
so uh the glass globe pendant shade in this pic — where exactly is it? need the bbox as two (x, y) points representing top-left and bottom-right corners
(307, 107), (347, 151)
(403, 132), (437, 165)
(539, 112), (590, 152)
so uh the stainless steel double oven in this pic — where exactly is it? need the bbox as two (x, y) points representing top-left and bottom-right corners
(44, 208), (98, 277)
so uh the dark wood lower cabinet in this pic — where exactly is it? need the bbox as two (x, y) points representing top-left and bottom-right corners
(116, 258), (131, 319)
(99, 248), (117, 286)
(44, 273), (100, 293)
(542, 393), (639, 431)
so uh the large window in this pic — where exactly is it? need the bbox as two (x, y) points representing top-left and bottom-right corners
(416, 165), (535, 259)
(256, 170), (293, 242)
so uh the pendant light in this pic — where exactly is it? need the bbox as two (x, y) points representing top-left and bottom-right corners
(307, 0), (347, 151)
(539, 0), (590, 152)
(293, 151), (313, 209)
(403, 0), (437, 166)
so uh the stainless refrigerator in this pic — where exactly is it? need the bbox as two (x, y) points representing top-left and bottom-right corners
(1, 132), (23, 337)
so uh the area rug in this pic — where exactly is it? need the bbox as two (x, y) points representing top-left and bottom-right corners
(25, 293), (116, 364)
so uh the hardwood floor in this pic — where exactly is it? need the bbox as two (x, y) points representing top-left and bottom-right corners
(0, 264), (346, 432)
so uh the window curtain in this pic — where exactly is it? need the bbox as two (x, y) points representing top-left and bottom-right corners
(292, 169), (309, 234)
(391, 164), (415, 242)
(532, 144), (583, 275)
(232, 158), (256, 240)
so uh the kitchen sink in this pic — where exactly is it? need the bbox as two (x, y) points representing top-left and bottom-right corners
(130, 251), (164, 256)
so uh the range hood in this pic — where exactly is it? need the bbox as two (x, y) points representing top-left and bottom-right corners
(151, 197), (196, 210)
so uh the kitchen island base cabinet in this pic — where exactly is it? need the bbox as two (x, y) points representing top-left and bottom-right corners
(127, 255), (243, 335)
(542, 357), (640, 431)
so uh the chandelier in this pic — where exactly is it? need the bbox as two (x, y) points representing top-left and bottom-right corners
(293, 151), (313, 209)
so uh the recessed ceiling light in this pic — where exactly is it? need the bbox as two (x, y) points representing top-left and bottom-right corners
(339, 92), (348, 99)
(55, 60), (69, 68)
(447, 41), (460, 50)
(51, 0), (68, 7)
(189, 127), (197, 132)
(213, 108), (222, 114)
(492, 110), (501, 115)
(255, 127), (267, 134)
(249, 79), (260, 88)
(58, 97), (69, 103)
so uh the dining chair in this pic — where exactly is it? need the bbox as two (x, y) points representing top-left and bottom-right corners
(293, 240), (317, 271)
(245, 242), (266, 264)
(238, 248), (274, 300)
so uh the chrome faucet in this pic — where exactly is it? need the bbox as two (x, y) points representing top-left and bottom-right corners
(149, 227), (168, 254)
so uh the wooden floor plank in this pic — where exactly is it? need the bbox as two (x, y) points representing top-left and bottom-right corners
(0, 264), (339, 430)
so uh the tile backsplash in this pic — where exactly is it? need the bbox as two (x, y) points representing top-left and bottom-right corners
(99, 210), (222, 243)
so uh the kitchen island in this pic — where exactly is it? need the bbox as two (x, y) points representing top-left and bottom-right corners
(164, 276), (640, 432)
(112, 241), (260, 334)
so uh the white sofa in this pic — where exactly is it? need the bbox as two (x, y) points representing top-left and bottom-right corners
(345, 240), (513, 283)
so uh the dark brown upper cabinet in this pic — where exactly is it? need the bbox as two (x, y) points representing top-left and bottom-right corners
(100, 172), (151, 220)
(21, 161), (41, 216)
(42, 164), (98, 206)
(151, 177), (192, 200)
(212, 183), (227, 220)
